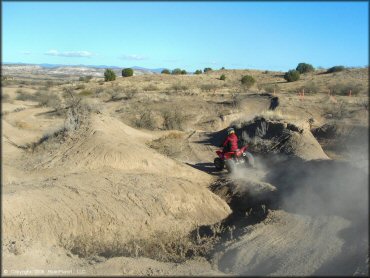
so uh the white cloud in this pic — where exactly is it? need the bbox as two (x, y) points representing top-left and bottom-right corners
(21, 51), (31, 55)
(44, 49), (94, 57)
(119, 54), (148, 61)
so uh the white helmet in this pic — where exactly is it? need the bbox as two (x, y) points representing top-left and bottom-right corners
(227, 127), (235, 135)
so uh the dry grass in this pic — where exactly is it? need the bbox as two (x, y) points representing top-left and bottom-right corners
(59, 223), (224, 263)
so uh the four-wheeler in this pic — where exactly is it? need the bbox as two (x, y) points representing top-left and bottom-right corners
(214, 145), (254, 173)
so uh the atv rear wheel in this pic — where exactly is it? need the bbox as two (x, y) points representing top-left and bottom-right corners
(214, 158), (224, 171)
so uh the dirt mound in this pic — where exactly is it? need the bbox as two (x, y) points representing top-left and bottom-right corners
(3, 112), (231, 270)
(233, 116), (329, 160)
(32, 114), (210, 179)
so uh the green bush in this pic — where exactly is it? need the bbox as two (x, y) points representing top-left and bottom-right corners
(284, 70), (300, 82)
(172, 68), (182, 75)
(326, 66), (345, 73)
(161, 69), (171, 74)
(181, 70), (187, 75)
(220, 74), (226, 81)
(122, 68), (134, 77)
(296, 63), (315, 74)
(104, 69), (116, 81)
(194, 70), (202, 74)
(241, 75), (256, 88)
(204, 67), (212, 73)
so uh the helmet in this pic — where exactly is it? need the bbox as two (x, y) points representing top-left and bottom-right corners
(227, 127), (235, 135)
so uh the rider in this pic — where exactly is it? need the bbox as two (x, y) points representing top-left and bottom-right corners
(222, 127), (239, 154)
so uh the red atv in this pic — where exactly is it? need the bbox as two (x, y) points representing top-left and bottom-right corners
(214, 145), (254, 173)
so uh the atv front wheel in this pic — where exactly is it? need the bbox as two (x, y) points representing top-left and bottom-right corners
(214, 158), (224, 171)
(244, 152), (255, 168)
(225, 159), (236, 173)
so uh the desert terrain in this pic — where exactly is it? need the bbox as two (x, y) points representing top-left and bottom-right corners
(1, 65), (369, 276)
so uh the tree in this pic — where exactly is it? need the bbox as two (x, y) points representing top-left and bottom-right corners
(241, 75), (256, 88)
(181, 69), (187, 75)
(104, 69), (116, 81)
(284, 70), (300, 82)
(220, 74), (226, 81)
(296, 63), (315, 74)
(220, 67), (225, 70)
(172, 68), (182, 75)
(122, 68), (134, 77)
(204, 67), (212, 73)
(194, 70), (202, 74)
(161, 69), (171, 74)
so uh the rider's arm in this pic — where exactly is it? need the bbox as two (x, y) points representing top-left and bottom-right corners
(222, 136), (230, 147)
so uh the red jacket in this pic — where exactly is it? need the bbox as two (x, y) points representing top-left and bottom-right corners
(223, 133), (238, 151)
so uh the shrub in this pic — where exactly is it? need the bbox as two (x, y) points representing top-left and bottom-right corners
(122, 68), (134, 77)
(326, 66), (345, 74)
(220, 74), (226, 81)
(284, 70), (300, 82)
(329, 82), (364, 96)
(16, 90), (35, 101)
(296, 63), (315, 74)
(241, 75), (256, 88)
(200, 83), (218, 92)
(181, 70), (187, 75)
(104, 69), (116, 81)
(135, 110), (157, 129)
(204, 67), (212, 73)
(2, 93), (10, 102)
(125, 88), (138, 99)
(35, 91), (61, 108)
(161, 69), (171, 74)
(79, 76), (93, 82)
(78, 90), (93, 97)
(194, 70), (202, 74)
(172, 68), (182, 75)
(262, 84), (280, 94)
(143, 84), (158, 91)
(301, 81), (319, 94)
(171, 83), (188, 92)
(45, 80), (54, 88)
(161, 109), (189, 130)
(75, 84), (85, 90)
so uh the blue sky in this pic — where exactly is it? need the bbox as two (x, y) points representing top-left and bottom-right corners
(2, 1), (369, 71)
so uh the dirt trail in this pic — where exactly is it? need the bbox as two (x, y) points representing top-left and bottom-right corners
(213, 210), (351, 276)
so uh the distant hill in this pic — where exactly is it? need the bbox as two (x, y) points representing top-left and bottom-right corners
(2, 62), (164, 77)
(2, 62), (162, 73)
